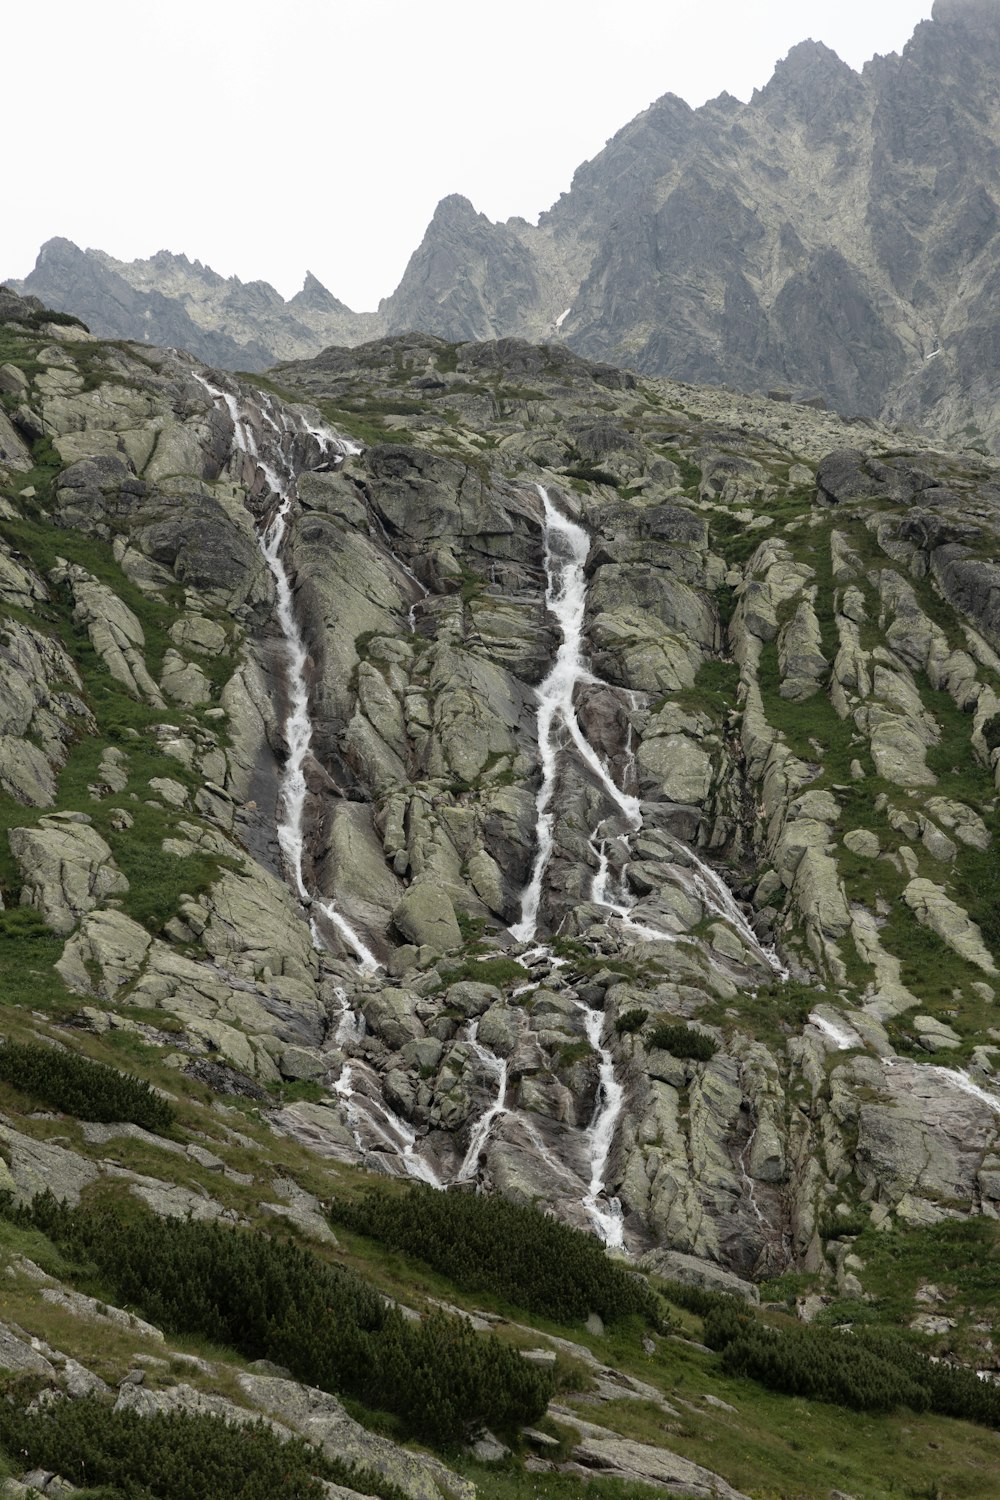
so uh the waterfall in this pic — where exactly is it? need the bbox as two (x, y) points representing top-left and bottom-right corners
(578, 1002), (626, 1249)
(507, 480), (789, 1248)
(813, 1012), (1000, 1116)
(457, 1021), (509, 1182)
(195, 372), (379, 972)
(809, 1011), (862, 1050)
(510, 485), (640, 945)
(511, 482), (779, 970)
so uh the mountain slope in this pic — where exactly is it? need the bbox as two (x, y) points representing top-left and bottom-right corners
(2, 288), (1000, 1496)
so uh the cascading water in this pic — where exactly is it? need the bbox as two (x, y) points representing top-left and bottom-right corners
(511, 483), (777, 966)
(811, 1008), (1000, 1116)
(368, 510), (429, 633)
(457, 1022), (509, 1182)
(809, 1011), (863, 1051)
(578, 1003), (626, 1248)
(738, 1130), (765, 1226)
(195, 373), (379, 973)
(509, 487), (630, 943)
(508, 480), (787, 1246)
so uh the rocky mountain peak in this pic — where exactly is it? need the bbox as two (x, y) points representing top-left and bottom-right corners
(764, 36), (853, 83)
(11, 8), (1000, 455)
(932, 0), (1000, 33)
(36, 235), (86, 267)
(424, 193), (488, 232)
(753, 37), (866, 129)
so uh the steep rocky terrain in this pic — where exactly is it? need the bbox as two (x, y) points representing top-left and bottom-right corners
(13, 1), (1000, 455)
(2, 286), (1000, 1496)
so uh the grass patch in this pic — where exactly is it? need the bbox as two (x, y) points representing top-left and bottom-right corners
(439, 955), (528, 988)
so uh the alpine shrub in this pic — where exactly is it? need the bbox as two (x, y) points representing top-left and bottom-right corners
(703, 1305), (1000, 1427)
(0, 1041), (174, 1133)
(15, 1194), (551, 1447)
(330, 1184), (662, 1328)
(646, 1023), (716, 1062)
(0, 1389), (409, 1500)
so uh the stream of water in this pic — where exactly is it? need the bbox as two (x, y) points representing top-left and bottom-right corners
(195, 373), (379, 972)
(457, 1022), (510, 1182)
(192, 397), (793, 1233)
(506, 483), (791, 1241)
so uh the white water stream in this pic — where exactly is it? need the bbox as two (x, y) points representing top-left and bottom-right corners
(810, 1008), (1000, 1118)
(195, 373), (380, 973)
(506, 481), (789, 1245)
(578, 1003), (626, 1248)
(510, 483), (777, 968)
(457, 1022), (509, 1182)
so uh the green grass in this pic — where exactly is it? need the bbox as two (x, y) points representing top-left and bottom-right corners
(438, 955), (528, 988)
(817, 1218), (1000, 1345)
(0, 505), (239, 947)
(702, 979), (821, 1050)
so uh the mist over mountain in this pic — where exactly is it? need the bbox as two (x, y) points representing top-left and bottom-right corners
(10, 0), (1000, 453)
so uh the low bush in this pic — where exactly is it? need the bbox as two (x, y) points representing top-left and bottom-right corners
(330, 1184), (662, 1329)
(645, 1023), (716, 1062)
(0, 1041), (174, 1133)
(614, 1008), (649, 1036)
(704, 1303), (1000, 1427)
(14, 1194), (551, 1448)
(0, 1387), (407, 1500)
(656, 1279), (737, 1318)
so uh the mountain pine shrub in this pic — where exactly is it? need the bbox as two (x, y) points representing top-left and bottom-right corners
(16, 1194), (551, 1447)
(645, 1023), (716, 1062)
(0, 1041), (174, 1133)
(0, 1388), (408, 1500)
(329, 1184), (663, 1328)
(704, 1304), (1000, 1427)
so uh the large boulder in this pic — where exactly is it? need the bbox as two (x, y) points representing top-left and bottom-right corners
(391, 884), (462, 953)
(902, 878), (997, 973)
(9, 815), (128, 935)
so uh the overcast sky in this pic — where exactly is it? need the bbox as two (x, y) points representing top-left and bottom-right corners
(6, 0), (932, 311)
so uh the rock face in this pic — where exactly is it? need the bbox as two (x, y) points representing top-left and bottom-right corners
(13, 5), (1000, 451)
(3, 285), (1000, 1351)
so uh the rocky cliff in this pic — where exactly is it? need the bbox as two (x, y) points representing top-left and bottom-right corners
(12, 1), (1000, 455)
(2, 286), (1000, 1495)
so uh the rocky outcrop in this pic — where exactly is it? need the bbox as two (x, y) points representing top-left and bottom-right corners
(9, 814), (129, 935)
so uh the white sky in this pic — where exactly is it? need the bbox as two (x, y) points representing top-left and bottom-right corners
(5, 0), (932, 311)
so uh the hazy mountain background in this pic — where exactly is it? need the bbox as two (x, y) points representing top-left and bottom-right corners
(9, 0), (1000, 452)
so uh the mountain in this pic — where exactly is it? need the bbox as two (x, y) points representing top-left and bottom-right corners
(10, 1), (1000, 457)
(7, 238), (381, 371)
(2, 284), (1000, 1494)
